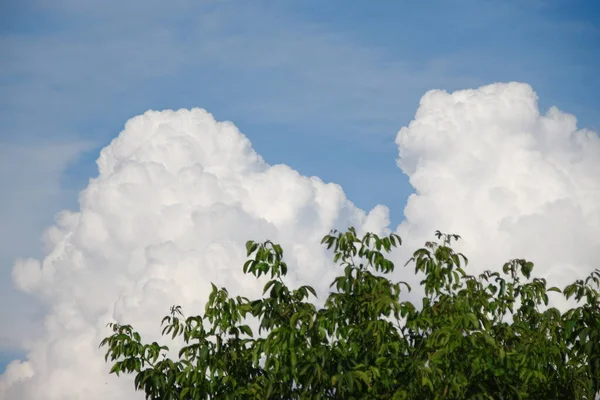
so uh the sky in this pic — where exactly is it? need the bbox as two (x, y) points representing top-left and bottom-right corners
(0, 0), (599, 398)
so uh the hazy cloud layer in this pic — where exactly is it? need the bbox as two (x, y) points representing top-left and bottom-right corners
(1, 82), (599, 399)
(0, 142), (91, 351)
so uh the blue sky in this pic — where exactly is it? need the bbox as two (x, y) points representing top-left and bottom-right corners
(0, 0), (598, 372)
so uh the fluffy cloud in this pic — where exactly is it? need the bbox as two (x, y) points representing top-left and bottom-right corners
(395, 82), (600, 303)
(0, 108), (389, 399)
(2, 82), (599, 399)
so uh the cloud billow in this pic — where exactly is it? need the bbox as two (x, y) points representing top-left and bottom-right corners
(1, 83), (599, 399)
(395, 82), (600, 300)
(2, 108), (388, 399)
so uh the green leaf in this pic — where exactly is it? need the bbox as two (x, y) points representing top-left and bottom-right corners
(245, 240), (258, 256)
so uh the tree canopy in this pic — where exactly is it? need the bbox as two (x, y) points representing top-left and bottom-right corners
(101, 228), (600, 399)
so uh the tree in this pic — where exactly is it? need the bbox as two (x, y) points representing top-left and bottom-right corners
(101, 228), (600, 399)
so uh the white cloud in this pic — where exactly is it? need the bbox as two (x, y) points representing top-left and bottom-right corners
(2, 82), (599, 399)
(394, 82), (600, 305)
(0, 108), (389, 399)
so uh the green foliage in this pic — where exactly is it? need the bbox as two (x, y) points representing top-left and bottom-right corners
(100, 228), (600, 399)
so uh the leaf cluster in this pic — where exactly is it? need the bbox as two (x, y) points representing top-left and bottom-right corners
(101, 228), (600, 399)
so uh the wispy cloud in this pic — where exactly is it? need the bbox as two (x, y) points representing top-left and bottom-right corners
(1, 1), (482, 145)
(0, 141), (91, 350)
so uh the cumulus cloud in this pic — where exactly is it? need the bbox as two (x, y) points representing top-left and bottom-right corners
(395, 82), (600, 304)
(0, 108), (389, 399)
(2, 82), (599, 399)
